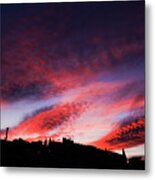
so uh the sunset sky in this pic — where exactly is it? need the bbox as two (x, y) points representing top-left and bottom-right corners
(1, 1), (145, 157)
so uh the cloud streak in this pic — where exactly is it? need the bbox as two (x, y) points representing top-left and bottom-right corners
(91, 117), (144, 150)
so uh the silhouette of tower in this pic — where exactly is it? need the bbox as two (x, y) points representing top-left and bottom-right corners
(62, 137), (74, 145)
(5, 127), (9, 141)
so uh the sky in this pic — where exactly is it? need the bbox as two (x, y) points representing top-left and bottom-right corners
(0, 1), (145, 157)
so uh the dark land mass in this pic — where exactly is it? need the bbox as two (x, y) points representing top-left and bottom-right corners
(0, 137), (144, 170)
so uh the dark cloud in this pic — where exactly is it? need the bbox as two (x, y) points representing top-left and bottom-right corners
(1, 1), (144, 103)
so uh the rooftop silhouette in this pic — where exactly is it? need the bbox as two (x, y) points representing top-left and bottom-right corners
(0, 127), (144, 169)
(0, 136), (144, 169)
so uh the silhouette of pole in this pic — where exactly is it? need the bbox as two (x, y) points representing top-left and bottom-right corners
(5, 127), (9, 141)
(122, 148), (127, 162)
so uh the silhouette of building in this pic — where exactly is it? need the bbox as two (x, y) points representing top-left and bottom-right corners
(0, 136), (144, 169)
(62, 137), (74, 145)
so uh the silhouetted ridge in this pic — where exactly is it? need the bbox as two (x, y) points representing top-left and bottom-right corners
(0, 137), (144, 169)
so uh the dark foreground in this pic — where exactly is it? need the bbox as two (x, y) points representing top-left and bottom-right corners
(0, 138), (144, 170)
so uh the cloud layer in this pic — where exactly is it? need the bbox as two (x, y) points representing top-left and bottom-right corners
(1, 1), (145, 153)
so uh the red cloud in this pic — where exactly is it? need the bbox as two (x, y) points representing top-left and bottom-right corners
(0, 102), (89, 140)
(91, 118), (144, 150)
(1, 6), (144, 103)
